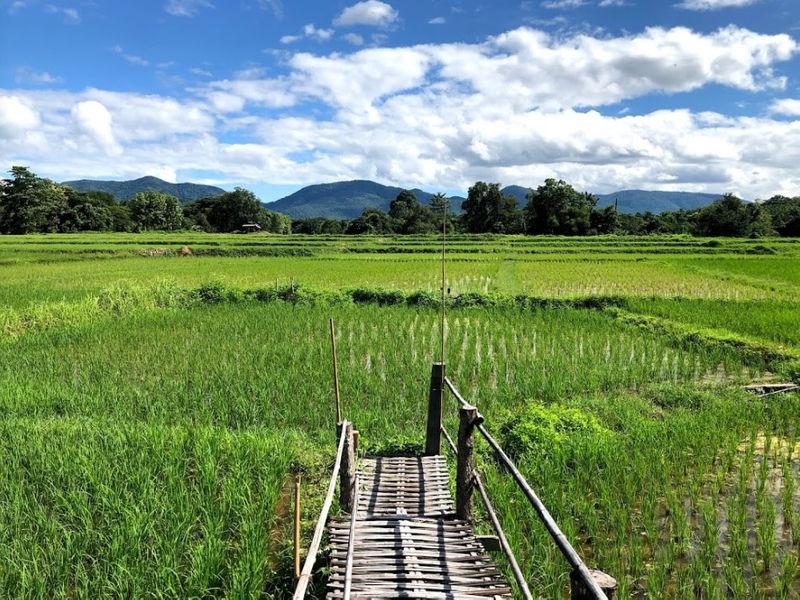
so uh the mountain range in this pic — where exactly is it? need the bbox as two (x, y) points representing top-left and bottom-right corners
(62, 176), (225, 203)
(62, 176), (724, 218)
(500, 185), (722, 215)
(271, 180), (722, 218)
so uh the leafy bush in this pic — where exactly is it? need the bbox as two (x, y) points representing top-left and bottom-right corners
(349, 288), (406, 306)
(451, 292), (508, 309)
(406, 290), (440, 308)
(498, 402), (614, 460)
(192, 281), (243, 304)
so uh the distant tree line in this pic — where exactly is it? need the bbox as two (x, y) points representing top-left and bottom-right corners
(295, 178), (800, 237)
(0, 167), (290, 234)
(3, 167), (799, 237)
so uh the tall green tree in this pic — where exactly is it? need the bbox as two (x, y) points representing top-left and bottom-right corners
(60, 190), (118, 232)
(0, 166), (69, 233)
(524, 179), (597, 235)
(206, 188), (263, 232)
(461, 182), (522, 233)
(128, 191), (183, 231)
(183, 189), (290, 233)
(261, 209), (291, 234)
(695, 194), (772, 237)
(589, 205), (618, 235)
(762, 196), (800, 236)
(388, 190), (435, 234)
(345, 208), (393, 234)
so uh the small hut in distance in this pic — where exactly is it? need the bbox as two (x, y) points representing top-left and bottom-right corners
(241, 223), (262, 233)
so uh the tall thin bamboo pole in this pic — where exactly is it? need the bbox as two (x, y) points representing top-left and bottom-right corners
(293, 474), (301, 579)
(440, 196), (446, 366)
(329, 318), (341, 424)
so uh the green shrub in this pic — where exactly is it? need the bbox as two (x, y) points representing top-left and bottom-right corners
(451, 292), (508, 309)
(498, 402), (614, 460)
(406, 290), (440, 308)
(349, 288), (406, 306)
(192, 281), (243, 304)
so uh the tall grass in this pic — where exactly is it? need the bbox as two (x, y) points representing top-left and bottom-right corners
(0, 417), (316, 597)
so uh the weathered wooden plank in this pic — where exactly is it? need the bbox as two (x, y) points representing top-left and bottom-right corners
(324, 451), (511, 600)
(328, 591), (508, 600)
(328, 582), (512, 594)
(329, 564), (503, 575)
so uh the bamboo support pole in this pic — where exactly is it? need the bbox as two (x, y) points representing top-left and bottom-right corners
(425, 362), (445, 456)
(456, 404), (481, 522)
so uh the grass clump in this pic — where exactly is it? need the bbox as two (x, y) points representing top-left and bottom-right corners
(643, 383), (717, 410)
(497, 402), (614, 460)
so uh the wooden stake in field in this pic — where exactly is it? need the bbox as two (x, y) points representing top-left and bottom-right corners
(293, 474), (301, 579)
(330, 318), (341, 425)
(440, 194), (447, 366)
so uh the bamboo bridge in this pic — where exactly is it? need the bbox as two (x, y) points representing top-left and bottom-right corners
(292, 363), (618, 599)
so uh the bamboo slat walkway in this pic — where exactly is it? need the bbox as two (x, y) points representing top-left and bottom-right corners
(326, 455), (512, 599)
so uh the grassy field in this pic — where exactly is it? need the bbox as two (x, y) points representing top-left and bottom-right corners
(1, 233), (799, 598)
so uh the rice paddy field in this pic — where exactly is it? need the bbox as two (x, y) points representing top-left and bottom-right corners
(1, 232), (799, 598)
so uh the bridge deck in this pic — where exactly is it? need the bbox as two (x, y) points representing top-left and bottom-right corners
(327, 455), (512, 599)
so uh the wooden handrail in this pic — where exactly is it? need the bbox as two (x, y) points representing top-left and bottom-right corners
(441, 424), (532, 599)
(473, 421), (606, 599)
(293, 422), (349, 600)
(444, 376), (469, 407)
(343, 472), (361, 599)
(442, 377), (610, 600)
(473, 471), (534, 600)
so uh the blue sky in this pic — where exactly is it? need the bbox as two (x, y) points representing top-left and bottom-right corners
(1, 0), (799, 201)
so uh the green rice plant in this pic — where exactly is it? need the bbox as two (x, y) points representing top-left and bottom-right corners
(0, 233), (798, 596)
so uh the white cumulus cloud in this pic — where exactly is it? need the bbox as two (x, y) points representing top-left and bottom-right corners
(0, 95), (39, 139)
(71, 100), (121, 154)
(770, 98), (800, 117)
(334, 0), (398, 27)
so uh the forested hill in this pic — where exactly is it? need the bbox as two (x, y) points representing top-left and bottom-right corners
(267, 180), (443, 220)
(271, 181), (724, 219)
(62, 176), (225, 203)
(501, 186), (722, 213)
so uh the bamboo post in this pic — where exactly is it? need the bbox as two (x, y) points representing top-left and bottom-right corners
(425, 362), (445, 456)
(456, 404), (481, 522)
(330, 318), (341, 425)
(338, 421), (356, 513)
(293, 424), (348, 600)
(293, 474), (301, 579)
(570, 569), (617, 600)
